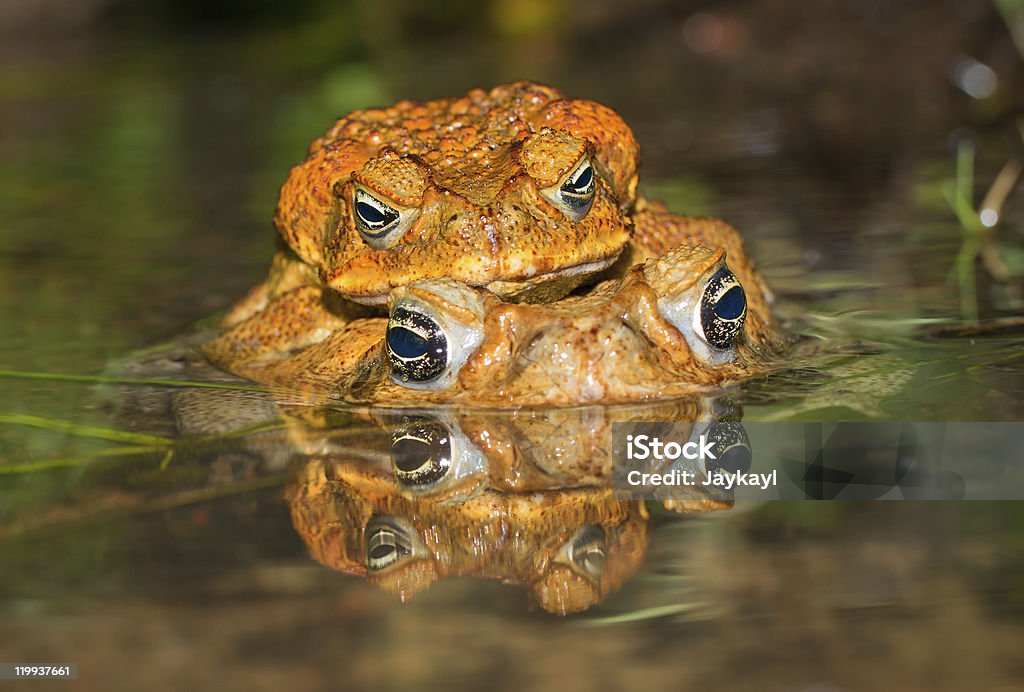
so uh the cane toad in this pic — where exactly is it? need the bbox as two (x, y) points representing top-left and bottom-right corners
(210, 244), (780, 407)
(277, 397), (740, 504)
(289, 455), (649, 615)
(221, 82), (638, 341)
(206, 83), (777, 371)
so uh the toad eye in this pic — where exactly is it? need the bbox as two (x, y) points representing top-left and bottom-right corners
(386, 283), (486, 391)
(365, 517), (414, 572)
(653, 257), (748, 365)
(386, 306), (447, 384)
(541, 157), (597, 221)
(352, 188), (418, 249)
(386, 414), (488, 497)
(354, 189), (399, 234)
(702, 422), (752, 476)
(562, 158), (594, 195)
(697, 268), (747, 350)
(390, 420), (452, 488)
(559, 525), (607, 582)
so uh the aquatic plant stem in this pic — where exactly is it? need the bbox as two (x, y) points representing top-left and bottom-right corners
(0, 369), (289, 395)
(943, 140), (981, 322)
(0, 413), (170, 446)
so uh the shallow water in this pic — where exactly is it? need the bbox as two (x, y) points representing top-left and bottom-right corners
(2, 2), (1024, 689)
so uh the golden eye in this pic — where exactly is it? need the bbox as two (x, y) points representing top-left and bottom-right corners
(354, 189), (399, 233)
(352, 188), (419, 249)
(697, 268), (747, 350)
(540, 157), (597, 221)
(386, 306), (448, 384)
(384, 413), (488, 498)
(565, 525), (606, 581)
(702, 422), (752, 475)
(560, 159), (595, 202)
(365, 517), (414, 572)
(655, 256), (753, 368)
(386, 281), (487, 391)
(390, 420), (452, 488)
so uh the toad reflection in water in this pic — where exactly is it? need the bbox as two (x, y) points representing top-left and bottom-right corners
(113, 82), (784, 613)
(283, 405), (742, 615)
(207, 244), (783, 408)
(109, 352), (744, 613)
(289, 459), (649, 615)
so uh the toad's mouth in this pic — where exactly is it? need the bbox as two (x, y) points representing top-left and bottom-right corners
(348, 252), (623, 306)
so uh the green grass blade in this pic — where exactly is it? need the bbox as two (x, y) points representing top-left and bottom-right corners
(579, 603), (707, 625)
(0, 445), (165, 474)
(0, 413), (170, 446)
(0, 369), (290, 395)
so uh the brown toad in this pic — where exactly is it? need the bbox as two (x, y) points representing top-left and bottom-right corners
(205, 83), (773, 379)
(289, 454), (649, 615)
(211, 244), (780, 407)
(221, 83), (638, 330)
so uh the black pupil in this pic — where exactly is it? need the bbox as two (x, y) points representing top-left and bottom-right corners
(705, 423), (752, 475)
(369, 542), (394, 559)
(387, 326), (429, 359)
(716, 445), (753, 474)
(571, 526), (606, 576)
(387, 307), (448, 383)
(390, 421), (452, 486)
(392, 437), (433, 472)
(357, 200), (398, 228)
(564, 165), (592, 193)
(715, 286), (746, 320)
(578, 545), (605, 571)
(699, 268), (746, 350)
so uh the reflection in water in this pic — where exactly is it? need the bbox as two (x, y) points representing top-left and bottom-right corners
(282, 404), (738, 614)
(110, 348), (740, 613)
(289, 456), (648, 615)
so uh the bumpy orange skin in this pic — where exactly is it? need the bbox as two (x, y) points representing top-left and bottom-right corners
(203, 83), (783, 394)
(218, 245), (781, 408)
(274, 82), (640, 304)
(288, 456), (649, 615)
